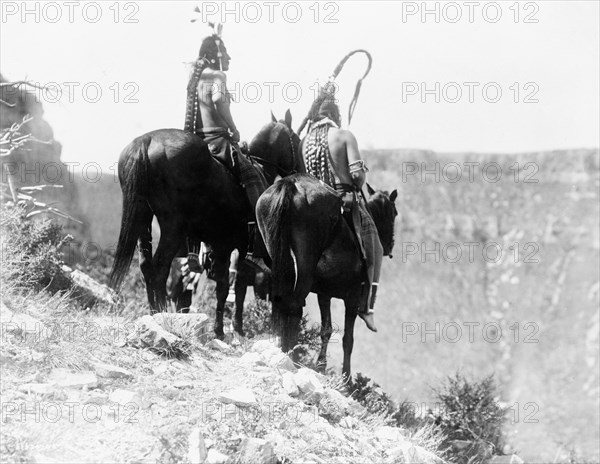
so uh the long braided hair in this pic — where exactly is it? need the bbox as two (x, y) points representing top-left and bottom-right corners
(183, 33), (224, 134)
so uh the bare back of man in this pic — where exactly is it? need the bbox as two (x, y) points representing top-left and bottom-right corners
(301, 121), (382, 332)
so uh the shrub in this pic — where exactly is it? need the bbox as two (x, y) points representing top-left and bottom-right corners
(432, 372), (507, 464)
(0, 203), (70, 293)
(241, 298), (272, 339)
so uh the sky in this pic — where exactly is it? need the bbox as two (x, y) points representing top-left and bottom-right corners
(1, 1), (599, 169)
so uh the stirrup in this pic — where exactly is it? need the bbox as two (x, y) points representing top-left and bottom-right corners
(244, 254), (271, 274)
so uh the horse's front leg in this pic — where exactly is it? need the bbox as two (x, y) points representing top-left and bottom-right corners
(342, 298), (359, 383)
(316, 294), (333, 373)
(211, 250), (231, 340)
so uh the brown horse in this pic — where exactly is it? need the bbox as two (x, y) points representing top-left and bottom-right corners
(256, 174), (397, 379)
(109, 112), (300, 338)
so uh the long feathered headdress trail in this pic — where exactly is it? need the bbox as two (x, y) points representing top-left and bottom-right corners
(298, 49), (373, 135)
(183, 12), (224, 133)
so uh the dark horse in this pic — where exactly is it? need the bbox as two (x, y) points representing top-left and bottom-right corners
(109, 111), (300, 338)
(256, 174), (397, 379)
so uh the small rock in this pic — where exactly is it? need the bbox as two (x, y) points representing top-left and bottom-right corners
(206, 448), (229, 464)
(340, 416), (358, 429)
(386, 443), (445, 464)
(174, 380), (194, 389)
(294, 368), (324, 403)
(347, 399), (366, 417)
(218, 387), (258, 407)
(109, 388), (142, 406)
(82, 390), (109, 405)
(375, 425), (404, 442)
(239, 352), (263, 365)
(268, 352), (297, 372)
(18, 383), (53, 395)
(237, 438), (276, 464)
(92, 361), (134, 379)
(250, 339), (276, 353)
(208, 339), (230, 352)
(281, 372), (299, 397)
(187, 427), (208, 464)
(490, 455), (525, 464)
(319, 389), (349, 424)
(127, 315), (188, 357)
(48, 368), (98, 389)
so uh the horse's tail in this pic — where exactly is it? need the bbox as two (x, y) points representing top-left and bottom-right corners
(109, 137), (152, 290)
(262, 178), (298, 298)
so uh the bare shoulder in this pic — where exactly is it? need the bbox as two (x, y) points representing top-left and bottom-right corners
(330, 128), (357, 144)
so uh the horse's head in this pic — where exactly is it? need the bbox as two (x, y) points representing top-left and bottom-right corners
(366, 184), (398, 258)
(248, 109), (302, 184)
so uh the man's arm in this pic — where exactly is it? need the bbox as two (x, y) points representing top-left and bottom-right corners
(203, 71), (240, 141)
(343, 130), (367, 190)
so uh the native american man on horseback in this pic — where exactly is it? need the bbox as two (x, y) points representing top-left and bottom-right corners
(182, 24), (270, 275)
(298, 54), (383, 332)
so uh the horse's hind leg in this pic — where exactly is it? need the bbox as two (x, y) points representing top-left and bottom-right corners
(152, 224), (184, 313)
(342, 298), (359, 382)
(317, 294), (333, 373)
(276, 298), (304, 355)
(233, 267), (248, 336)
(137, 204), (155, 311)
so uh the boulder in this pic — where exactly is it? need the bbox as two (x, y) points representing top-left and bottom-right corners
(63, 266), (117, 307)
(207, 339), (230, 353)
(237, 438), (276, 464)
(48, 368), (98, 389)
(18, 383), (53, 395)
(293, 368), (324, 403)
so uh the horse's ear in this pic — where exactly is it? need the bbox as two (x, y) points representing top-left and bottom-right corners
(284, 109), (292, 128)
(271, 111), (277, 123)
(390, 189), (398, 202)
(366, 183), (376, 196)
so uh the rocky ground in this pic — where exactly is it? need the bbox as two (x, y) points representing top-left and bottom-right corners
(0, 295), (447, 464)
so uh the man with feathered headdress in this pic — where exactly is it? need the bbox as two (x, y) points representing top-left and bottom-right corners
(183, 23), (270, 274)
(300, 80), (383, 332)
